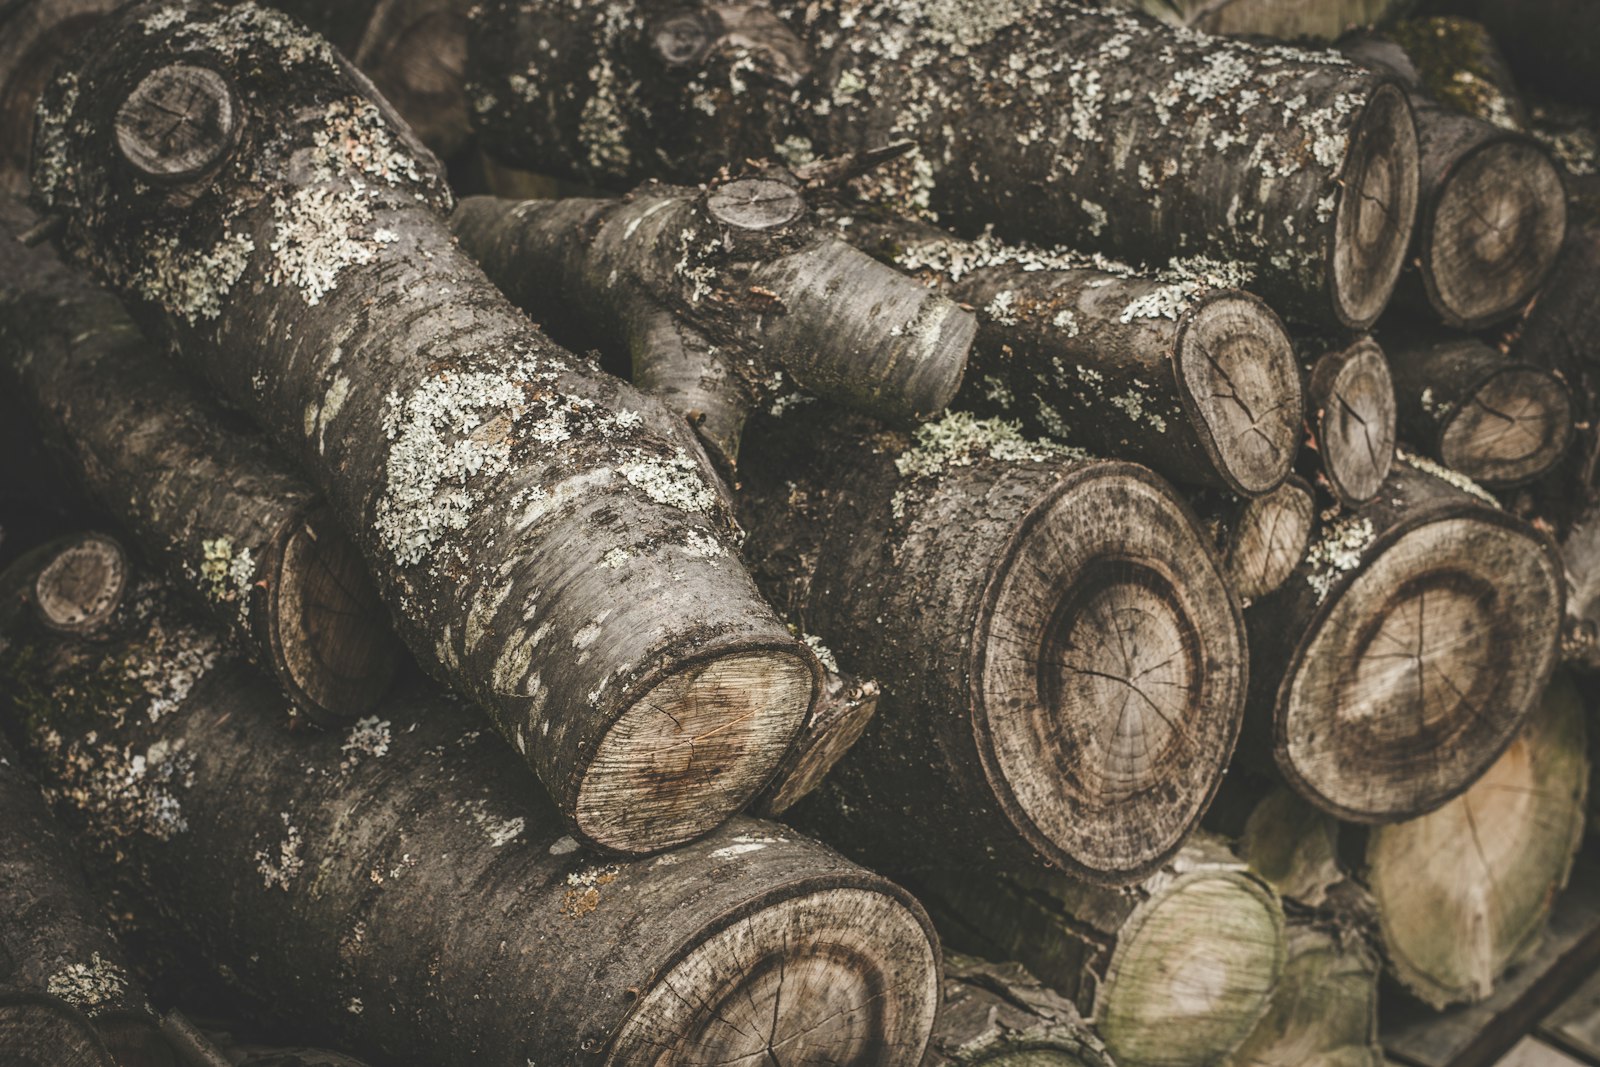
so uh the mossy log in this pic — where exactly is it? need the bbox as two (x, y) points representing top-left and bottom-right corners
(0, 992), (122, 1067)
(467, 0), (1421, 327)
(1242, 458), (1564, 822)
(1299, 334), (1397, 506)
(917, 836), (1287, 1067)
(0, 547), (942, 1067)
(0, 198), (400, 725)
(836, 214), (1302, 495)
(450, 186), (975, 472)
(351, 0), (471, 158)
(0, 0), (120, 196)
(1383, 330), (1574, 488)
(1422, 0), (1600, 111)
(922, 954), (1113, 1067)
(1201, 477), (1319, 604)
(34, 0), (818, 854)
(1223, 922), (1383, 1067)
(739, 408), (1247, 885)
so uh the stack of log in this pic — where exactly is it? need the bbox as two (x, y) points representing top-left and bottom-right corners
(0, 0), (1593, 1064)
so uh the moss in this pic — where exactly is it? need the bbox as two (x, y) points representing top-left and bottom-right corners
(1389, 18), (1520, 129)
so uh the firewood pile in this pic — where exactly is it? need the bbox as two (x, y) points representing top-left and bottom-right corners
(0, 0), (1595, 1064)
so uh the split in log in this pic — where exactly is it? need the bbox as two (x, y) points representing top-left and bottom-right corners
(466, 0), (1421, 327)
(1224, 922), (1383, 1067)
(752, 670), (879, 817)
(450, 185), (975, 472)
(0, 197), (400, 724)
(922, 953), (1113, 1067)
(1422, 0), (1600, 111)
(0, 548), (943, 1067)
(1383, 330), (1574, 488)
(0, 0), (120, 196)
(1301, 335), (1397, 506)
(352, 0), (472, 158)
(34, 0), (818, 854)
(0, 992), (120, 1067)
(740, 408), (1247, 884)
(836, 214), (1303, 495)
(916, 836), (1287, 1067)
(1243, 457), (1564, 822)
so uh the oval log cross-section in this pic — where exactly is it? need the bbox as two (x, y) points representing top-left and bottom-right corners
(1306, 336), (1397, 506)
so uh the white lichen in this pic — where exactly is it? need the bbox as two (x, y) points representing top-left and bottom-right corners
(340, 716), (392, 771)
(1305, 510), (1375, 602)
(47, 954), (128, 1012)
(1398, 448), (1499, 507)
(617, 450), (718, 515)
(803, 633), (839, 673)
(255, 811), (304, 890)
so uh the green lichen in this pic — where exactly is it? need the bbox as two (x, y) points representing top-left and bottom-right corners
(1389, 18), (1522, 130)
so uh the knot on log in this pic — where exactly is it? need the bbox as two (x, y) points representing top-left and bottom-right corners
(114, 63), (238, 182)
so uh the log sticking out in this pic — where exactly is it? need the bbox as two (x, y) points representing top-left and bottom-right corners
(467, 0), (1421, 327)
(1302, 335), (1397, 506)
(35, 0), (818, 854)
(741, 409), (1247, 884)
(1198, 477), (1318, 604)
(0, 197), (400, 724)
(450, 186), (974, 472)
(1244, 459), (1564, 823)
(0, 548), (943, 1067)
(753, 670), (880, 817)
(922, 954), (1113, 1067)
(836, 214), (1303, 496)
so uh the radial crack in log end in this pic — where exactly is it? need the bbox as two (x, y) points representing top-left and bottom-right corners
(1332, 82), (1423, 329)
(113, 63), (238, 182)
(1306, 336), (1397, 506)
(1224, 476), (1317, 603)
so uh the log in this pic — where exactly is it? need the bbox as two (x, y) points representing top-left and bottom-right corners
(351, 0), (472, 158)
(1300, 334), (1397, 505)
(0, 0), (120, 196)
(1382, 17), (1528, 130)
(161, 1011), (370, 1067)
(1210, 477), (1319, 604)
(739, 408), (1248, 884)
(1561, 506), (1600, 673)
(1224, 922), (1383, 1067)
(1421, 0), (1600, 111)
(922, 954), (1113, 1067)
(33, 0), (818, 854)
(1384, 331), (1574, 488)
(0, 547), (943, 1067)
(1095, 0), (1414, 40)
(836, 214), (1303, 495)
(0, 992), (120, 1067)
(466, 0), (1422, 327)
(450, 186), (975, 472)
(0, 197), (401, 725)
(1243, 457), (1564, 822)
(752, 669), (879, 817)
(916, 837), (1287, 1067)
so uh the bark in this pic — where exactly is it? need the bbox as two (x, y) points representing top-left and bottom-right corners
(0, 197), (400, 725)
(1383, 330), (1574, 488)
(33, 0), (818, 855)
(1561, 506), (1600, 673)
(1224, 922), (1383, 1067)
(0, 992), (120, 1067)
(351, 0), (472, 158)
(1205, 477), (1318, 604)
(1420, 0), (1600, 111)
(1096, 0), (1416, 40)
(161, 1012), (370, 1067)
(921, 954), (1113, 1067)
(0, 0), (120, 196)
(450, 186), (974, 472)
(915, 836), (1287, 1067)
(466, 0), (1421, 328)
(1242, 456), (1564, 822)
(0, 548), (943, 1067)
(837, 213), (1303, 496)
(1300, 334), (1397, 505)
(739, 407), (1248, 885)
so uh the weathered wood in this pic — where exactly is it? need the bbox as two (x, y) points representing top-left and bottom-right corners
(1098, 0), (1414, 39)
(1560, 507), (1600, 673)
(0, 197), (400, 724)
(753, 670), (879, 817)
(1303, 335), (1397, 505)
(0, 550), (942, 1067)
(30, 533), (128, 638)
(922, 953), (1113, 1067)
(467, 0), (1420, 327)
(1489, 1040), (1587, 1067)
(34, 0), (818, 854)
(1216, 477), (1319, 603)
(740, 408), (1247, 884)
(1224, 922), (1384, 1067)
(1421, 0), (1600, 111)
(1243, 457), (1564, 822)
(161, 1011), (371, 1067)
(450, 187), (975, 471)
(114, 64), (239, 183)
(0, 0), (120, 195)
(352, 0), (471, 157)
(0, 992), (119, 1067)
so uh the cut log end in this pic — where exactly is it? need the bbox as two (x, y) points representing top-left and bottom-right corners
(606, 885), (941, 1066)
(1311, 338), (1397, 506)
(1176, 291), (1302, 497)
(113, 63), (239, 182)
(1227, 476), (1316, 603)
(1438, 364), (1574, 488)
(33, 532), (128, 635)
(1280, 509), (1562, 822)
(1426, 138), (1568, 330)
(755, 674), (880, 817)
(975, 463), (1245, 882)
(706, 177), (804, 232)
(575, 647), (816, 852)
(0, 993), (117, 1067)
(1332, 83), (1421, 329)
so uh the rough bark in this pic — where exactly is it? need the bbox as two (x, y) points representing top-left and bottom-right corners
(1561, 506), (1600, 673)
(33, 0), (818, 854)
(921, 954), (1113, 1067)
(1242, 456), (1564, 822)
(0, 992), (121, 1067)
(1301, 335), (1397, 505)
(1204, 477), (1318, 604)
(0, 0), (120, 196)
(0, 549), (943, 1067)
(0, 197), (400, 725)
(1224, 922), (1383, 1067)
(1421, 0), (1600, 111)
(836, 213), (1303, 495)
(916, 837), (1287, 1067)
(1382, 17), (1528, 129)
(351, 0), (472, 158)
(467, 0), (1421, 328)
(450, 187), (975, 472)
(1383, 330), (1574, 488)
(739, 408), (1247, 884)
(1097, 0), (1416, 40)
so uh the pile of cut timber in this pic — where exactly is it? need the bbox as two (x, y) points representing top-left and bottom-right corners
(0, 0), (1595, 1065)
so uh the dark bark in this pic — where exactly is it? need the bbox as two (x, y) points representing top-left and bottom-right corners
(467, 0), (1421, 327)
(450, 186), (974, 472)
(837, 213), (1303, 495)
(1383, 330), (1574, 488)
(33, 0), (818, 854)
(160, 1012), (369, 1067)
(1420, 0), (1600, 111)
(0, 992), (120, 1067)
(0, 197), (400, 725)
(1561, 505), (1600, 673)
(1197, 476), (1319, 604)
(352, 0), (472, 158)
(921, 954), (1112, 1067)
(740, 407), (1247, 885)
(1301, 335), (1396, 505)
(0, 548), (942, 1067)
(0, 0), (120, 196)
(1242, 456), (1564, 823)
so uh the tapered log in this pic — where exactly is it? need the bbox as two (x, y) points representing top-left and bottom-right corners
(1196, 477), (1318, 605)
(1421, 0), (1600, 111)
(467, 0), (1421, 327)
(1384, 331), (1574, 487)
(34, 0), (817, 854)
(917, 837), (1286, 1067)
(922, 954), (1113, 1067)
(1244, 458), (1564, 822)
(0, 551), (942, 1067)
(1224, 923), (1383, 1067)
(0, 198), (400, 724)
(0, 992), (120, 1067)
(838, 215), (1302, 495)
(753, 669), (879, 817)
(0, 0), (120, 196)
(740, 409), (1247, 884)
(1302, 335), (1397, 505)
(352, 0), (471, 158)
(450, 187), (974, 471)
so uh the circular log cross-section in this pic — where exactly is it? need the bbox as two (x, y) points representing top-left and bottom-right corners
(706, 176), (804, 231)
(113, 63), (238, 182)
(1332, 83), (1423, 330)
(1228, 922), (1382, 1067)
(32, 532), (127, 635)
(1307, 337), (1396, 506)
(1224, 476), (1317, 603)
(1439, 364), (1574, 488)
(0, 994), (117, 1067)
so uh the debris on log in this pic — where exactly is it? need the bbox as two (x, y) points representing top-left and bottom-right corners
(1300, 334), (1397, 506)
(922, 953), (1114, 1067)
